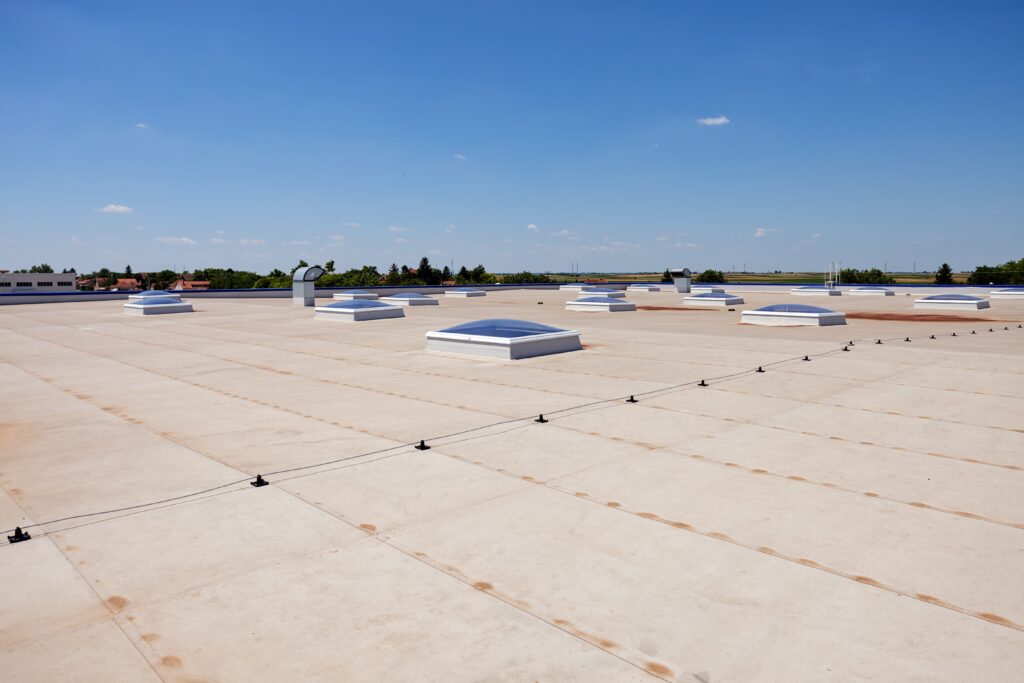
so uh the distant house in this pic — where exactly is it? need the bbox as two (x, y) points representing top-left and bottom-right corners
(170, 279), (211, 291)
(112, 278), (140, 291)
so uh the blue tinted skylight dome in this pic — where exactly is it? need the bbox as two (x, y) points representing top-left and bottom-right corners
(324, 300), (394, 309)
(342, 289), (371, 294)
(128, 289), (182, 301)
(437, 319), (567, 338)
(920, 294), (984, 301)
(426, 319), (582, 358)
(389, 292), (430, 299)
(124, 297), (194, 315)
(134, 297), (185, 306)
(691, 292), (735, 298)
(742, 303), (846, 326)
(756, 304), (835, 313)
(581, 287), (616, 292)
(575, 296), (623, 303)
(448, 287), (482, 292)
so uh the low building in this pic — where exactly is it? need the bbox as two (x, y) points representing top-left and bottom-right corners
(0, 271), (77, 293)
(170, 279), (211, 291)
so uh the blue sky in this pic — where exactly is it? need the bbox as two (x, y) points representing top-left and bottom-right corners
(1, 1), (1021, 274)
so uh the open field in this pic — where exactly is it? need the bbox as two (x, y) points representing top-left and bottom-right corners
(2, 288), (1023, 681)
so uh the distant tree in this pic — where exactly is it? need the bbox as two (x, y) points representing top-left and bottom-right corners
(695, 269), (727, 283)
(840, 268), (894, 285)
(29, 263), (54, 273)
(318, 266), (382, 288)
(289, 260), (309, 276)
(324, 259), (335, 273)
(501, 271), (553, 284)
(457, 265), (470, 280)
(935, 263), (954, 285)
(151, 269), (178, 289)
(201, 268), (261, 289)
(417, 257), (442, 285)
(385, 263), (401, 285)
(441, 265), (452, 282)
(661, 269), (672, 283)
(966, 258), (1023, 285)
(124, 264), (133, 276)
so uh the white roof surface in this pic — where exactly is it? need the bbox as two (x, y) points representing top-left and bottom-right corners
(2, 288), (1023, 681)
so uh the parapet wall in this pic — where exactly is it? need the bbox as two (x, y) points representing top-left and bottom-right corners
(0, 283), (564, 305)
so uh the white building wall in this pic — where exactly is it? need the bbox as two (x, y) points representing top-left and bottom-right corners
(0, 271), (77, 293)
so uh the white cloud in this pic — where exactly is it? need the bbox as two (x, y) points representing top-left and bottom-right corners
(209, 237), (227, 245)
(135, 123), (148, 129)
(340, 221), (361, 228)
(98, 204), (133, 214)
(282, 239), (310, 246)
(70, 236), (83, 246)
(394, 237), (408, 244)
(550, 229), (573, 238)
(215, 229), (225, 235)
(452, 153), (466, 161)
(526, 223), (539, 232)
(581, 241), (640, 253)
(388, 226), (411, 233)
(240, 238), (266, 246)
(754, 228), (767, 237)
(697, 115), (730, 126)
(444, 224), (455, 233)
(155, 236), (196, 245)
(327, 234), (345, 245)
(674, 242), (699, 249)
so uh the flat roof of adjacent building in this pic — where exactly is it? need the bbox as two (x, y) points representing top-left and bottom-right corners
(2, 288), (1023, 680)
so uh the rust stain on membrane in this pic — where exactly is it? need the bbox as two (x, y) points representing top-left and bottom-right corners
(977, 612), (1016, 628)
(853, 575), (884, 588)
(106, 596), (129, 611)
(160, 655), (182, 669)
(643, 661), (675, 677)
